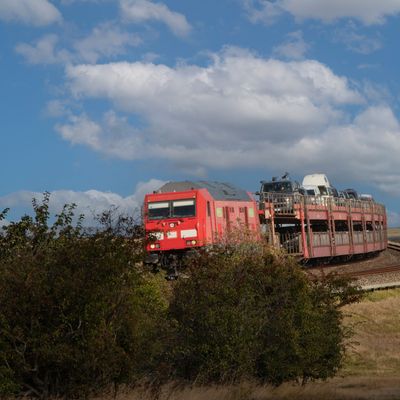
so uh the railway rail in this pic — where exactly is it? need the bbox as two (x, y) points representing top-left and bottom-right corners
(308, 243), (400, 291)
(343, 243), (400, 291)
(388, 240), (400, 252)
(348, 264), (400, 277)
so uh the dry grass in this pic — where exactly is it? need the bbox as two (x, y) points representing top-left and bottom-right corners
(342, 289), (400, 378)
(96, 377), (400, 400)
(95, 290), (400, 400)
(388, 227), (400, 241)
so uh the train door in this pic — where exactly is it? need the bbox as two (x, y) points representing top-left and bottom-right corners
(224, 206), (231, 232)
(207, 200), (216, 243)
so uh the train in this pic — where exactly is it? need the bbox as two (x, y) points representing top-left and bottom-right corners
(143, 176), (387, 278)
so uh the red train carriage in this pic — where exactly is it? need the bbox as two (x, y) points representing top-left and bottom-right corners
(260, 193), (387, 263)
(144, 180), (388, 276)
(144, 181), (260, 277)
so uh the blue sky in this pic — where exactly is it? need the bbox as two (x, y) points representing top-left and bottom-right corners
(1, 0), (400, 225)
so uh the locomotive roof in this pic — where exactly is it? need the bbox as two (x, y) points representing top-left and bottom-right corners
(157, 181), (252, 202)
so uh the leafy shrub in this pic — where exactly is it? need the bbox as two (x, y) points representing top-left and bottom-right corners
(168, 241), (362, 385)
(0, 197), (363, 397)
(0, 195), (167, 398)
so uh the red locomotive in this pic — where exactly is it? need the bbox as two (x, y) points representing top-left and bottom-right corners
(144, 177), (388, 277)
(144, 181), (260, 277)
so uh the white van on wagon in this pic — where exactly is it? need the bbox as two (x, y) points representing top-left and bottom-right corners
(302, 174), (338, 197)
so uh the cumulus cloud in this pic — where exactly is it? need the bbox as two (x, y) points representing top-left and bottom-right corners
(74, 22), (142, 63)
(243, 0), (400, 25)
(388, 211), (400, 227)
(63, 49), (361, 150)
(60, 0), (112, 3)
(45, 100), (71, 118)
(273, 31), (310, 60)
(334, 25), (382, 54)
(0, 179), (165, 225)
(56, 114), (103, 150)
(120, 0), (192, 37)
(0, 0), (61, 26)
(56, 111), (145, 159)
(55, 48), (400, 195)
(15, 34), (72, 65)
(281, 106), (400, 196)
(16, 22), (142, 66)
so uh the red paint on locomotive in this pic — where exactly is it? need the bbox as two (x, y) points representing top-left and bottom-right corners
(144, 181), (260, 256)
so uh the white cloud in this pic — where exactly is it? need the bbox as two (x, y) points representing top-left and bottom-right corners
(281, 106), (400, 195)
(64, 49), (361, 145)
(242, 0), (285, 25)
(334, 23), (382, 54)
(56, 114), (103, 149)
(56, 111), (145, 159)
(273, 31), (310, 60)
(57, 48), (400, 196)
(388, 211), (400, 227)
(60, 0), (111, 3)
(120, 0), (192, 37)
(15, 34), (72, 65)
(243, 0), (400, 25)
(0, 179), (165, 225)
(74, 22), (142, 63)
(0, 0), (61, 26)
(16, 23), (141, 65)
(45, 100), (71, 118)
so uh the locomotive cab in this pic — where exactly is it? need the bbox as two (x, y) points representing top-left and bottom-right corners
(145, 195), (199, 250)
(144, 181), (260, 279)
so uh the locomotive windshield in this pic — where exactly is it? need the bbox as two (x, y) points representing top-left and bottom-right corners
(147, 199), (196, 220)
(172, 199), (195, 217)
(148, 202), (170, 220)
(262, 181), (293, 193)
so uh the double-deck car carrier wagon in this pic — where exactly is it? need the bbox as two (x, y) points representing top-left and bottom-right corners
(260, 192), (387, 262)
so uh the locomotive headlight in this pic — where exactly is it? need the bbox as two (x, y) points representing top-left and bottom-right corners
(169, 222), (175, 228)
(150, 244), (156, 249)
(191, 240), (197, 245)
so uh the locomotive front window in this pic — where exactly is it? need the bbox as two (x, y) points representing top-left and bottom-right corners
(148, 202), (170, 220)
(172, 199), (196, 217)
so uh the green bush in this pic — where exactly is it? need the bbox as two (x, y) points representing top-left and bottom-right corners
(168, 241), (362, 385)
(0, 195), (167, 398)
(0, 196), (363, 396)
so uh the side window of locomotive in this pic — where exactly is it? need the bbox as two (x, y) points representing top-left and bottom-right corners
(172, 199), (196, 217)
(148, 202), (170, 220)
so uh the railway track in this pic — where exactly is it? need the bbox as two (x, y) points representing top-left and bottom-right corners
(307, 242), (400, 281)
(388, 240), (400, 252)
(342, 242), (400, 290)
(348, 264), (400, 277)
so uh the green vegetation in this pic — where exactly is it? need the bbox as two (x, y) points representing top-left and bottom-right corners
(0, 196), (363, 398)
(168, 243), (362, 386)
(0, 195), (168, 398)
